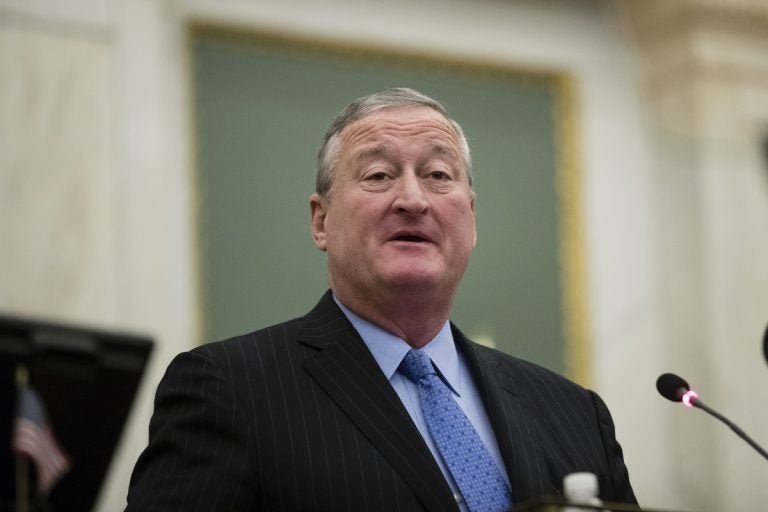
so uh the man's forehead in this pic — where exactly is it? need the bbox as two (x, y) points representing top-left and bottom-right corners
(340, 107), (460, 155)
(347, 105), (453, 131)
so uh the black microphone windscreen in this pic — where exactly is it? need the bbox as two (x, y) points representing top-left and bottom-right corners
(763, 323), (768, 365)
(656, 373), (690, 402)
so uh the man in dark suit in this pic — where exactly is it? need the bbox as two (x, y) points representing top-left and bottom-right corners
(126, 88), (636, 511)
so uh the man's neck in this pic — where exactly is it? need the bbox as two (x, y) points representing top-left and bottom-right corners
(331, 286), (453, 348)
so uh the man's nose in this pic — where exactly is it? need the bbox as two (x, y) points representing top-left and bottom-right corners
(392, 173), (428, 214)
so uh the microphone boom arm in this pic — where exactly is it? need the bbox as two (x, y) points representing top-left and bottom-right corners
(690, 397), (768, 462)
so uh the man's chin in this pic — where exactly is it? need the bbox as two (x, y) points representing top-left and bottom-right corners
(377, 269), (447, 292)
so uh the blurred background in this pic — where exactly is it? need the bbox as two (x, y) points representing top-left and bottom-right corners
(1, 0), (768, 510)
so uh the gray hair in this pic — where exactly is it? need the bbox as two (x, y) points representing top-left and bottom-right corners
(315, 87), (473, 196)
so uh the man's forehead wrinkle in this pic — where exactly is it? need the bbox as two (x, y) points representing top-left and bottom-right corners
(340, 117), (461, 161)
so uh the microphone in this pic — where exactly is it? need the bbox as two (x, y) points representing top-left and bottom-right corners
(656, 372), (768, 461)
(763, 323), (768, 365)
(656, 373), (695, 405)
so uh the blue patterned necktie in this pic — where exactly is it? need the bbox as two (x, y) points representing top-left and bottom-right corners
(399, 349), (512, 512)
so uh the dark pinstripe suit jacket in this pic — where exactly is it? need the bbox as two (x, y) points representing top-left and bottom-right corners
(126, 291), (635, 511)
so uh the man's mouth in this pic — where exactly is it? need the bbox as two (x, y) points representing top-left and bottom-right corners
(388, 229), (434, 244)
(394, 235), (428, 243)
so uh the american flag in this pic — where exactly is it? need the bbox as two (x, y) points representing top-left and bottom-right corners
(12, 386), (72, 494)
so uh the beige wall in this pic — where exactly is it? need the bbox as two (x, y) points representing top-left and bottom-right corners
(627, 1), (768, 509)
(1, 0), (767, 510)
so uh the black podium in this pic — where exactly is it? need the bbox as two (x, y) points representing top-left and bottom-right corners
(0, 314), (153, 512)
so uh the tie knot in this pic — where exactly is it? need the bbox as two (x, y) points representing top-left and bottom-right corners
(398, 349), (435, 383)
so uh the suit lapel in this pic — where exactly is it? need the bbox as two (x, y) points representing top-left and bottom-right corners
(299, 293), (457, 512)
(455, 327), (552, 504)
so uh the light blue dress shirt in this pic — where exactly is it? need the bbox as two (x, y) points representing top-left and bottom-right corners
(333, 296), (510, 509)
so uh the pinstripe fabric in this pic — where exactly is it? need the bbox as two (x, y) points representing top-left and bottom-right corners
(126, 291), (635, 511)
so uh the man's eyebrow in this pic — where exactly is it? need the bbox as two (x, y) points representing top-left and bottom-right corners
(429, 143), (458, 157)
(350, 142), (458, 162)
(350, 145), (390, 162)
(356, 146), (385, 159)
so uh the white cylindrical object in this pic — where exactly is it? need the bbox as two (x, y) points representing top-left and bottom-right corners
(563, 472), (602, 512)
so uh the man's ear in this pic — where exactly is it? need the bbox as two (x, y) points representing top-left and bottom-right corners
(470, 190), (477, 247)
(309, 193), (328, 251)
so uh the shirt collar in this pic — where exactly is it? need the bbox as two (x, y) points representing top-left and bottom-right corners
(333, 294), (461, 396)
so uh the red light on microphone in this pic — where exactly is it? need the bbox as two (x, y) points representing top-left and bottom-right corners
(682, 389), (699, 408)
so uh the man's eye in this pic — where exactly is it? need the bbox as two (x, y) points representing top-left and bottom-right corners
(366, 172), (390, 181)
(429, 171), (451, 180)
